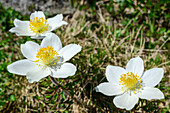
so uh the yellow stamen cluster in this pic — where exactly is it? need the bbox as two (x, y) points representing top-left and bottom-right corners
(29, 17), (49, 33)
(119, 72), (142, 93)
(35, 46), (60, 67)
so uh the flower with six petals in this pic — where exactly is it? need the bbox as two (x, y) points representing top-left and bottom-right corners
(7, 33), (81, 83)
(96, 56), (164, 110)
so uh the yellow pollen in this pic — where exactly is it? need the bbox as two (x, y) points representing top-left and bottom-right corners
(35, 46), (60, 67)
(119, 72), (142, 93)
(29, 17), (49, 33)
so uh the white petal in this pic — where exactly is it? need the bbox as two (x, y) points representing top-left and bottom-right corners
(13, 19), (29, 27)
(137, 87), (164, 100)
(113, 93), (139, 110)
(58, 44), (81, 62)
(41, 33), (62, 52)
(30, 11), (45, 20)
(126, 56), (144, 77)
(51, 63), (76, 78)
(30, 31), (50, 39)
(141, 68), (164, 87)
(26, 68), (50, 83)
(9, 19), (34, 36)
(9, 27), (35, 36)
(21, 41), (40, 61)
(31, 36), (45, 39)
(7, 59), (37, 75)
(30, 32), (52, 39)
(106, 65), (127, 84)
(96, 82), (124, 96)
(47, 14), (68, 31)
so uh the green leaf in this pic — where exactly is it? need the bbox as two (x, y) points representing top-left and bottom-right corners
(10, 95), (15, 101)
(62, 91), (66, 99)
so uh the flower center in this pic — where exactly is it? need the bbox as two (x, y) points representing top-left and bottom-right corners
(29, 17), (49, 33)
(35, 46), (60, 68)
(119, 72), (142, 94)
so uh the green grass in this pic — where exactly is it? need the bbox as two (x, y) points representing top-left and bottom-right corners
(0, 0), (169, 112)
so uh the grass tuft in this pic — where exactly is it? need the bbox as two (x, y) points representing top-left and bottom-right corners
(0, 0), (169, 112)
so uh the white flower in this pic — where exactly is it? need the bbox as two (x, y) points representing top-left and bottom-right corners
(96, 56), (164, 110)
(7, 33), (81, 83)
(9, 11), (68, 39)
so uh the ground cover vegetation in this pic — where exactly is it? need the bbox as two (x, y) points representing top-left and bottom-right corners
(0, 0), (169, 112)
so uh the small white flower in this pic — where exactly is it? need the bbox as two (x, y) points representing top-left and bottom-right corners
(7, 33), (81, 83)
(96, 56), (164, 110)
(9, 11), (68, 39)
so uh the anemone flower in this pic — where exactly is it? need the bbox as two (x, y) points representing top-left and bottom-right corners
(96, 56), (164, 110)
(9, 11), (67, 39)
(7, 33), (81, 83)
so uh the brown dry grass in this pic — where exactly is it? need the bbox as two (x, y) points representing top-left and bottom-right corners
(1, 1), (169, 112)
